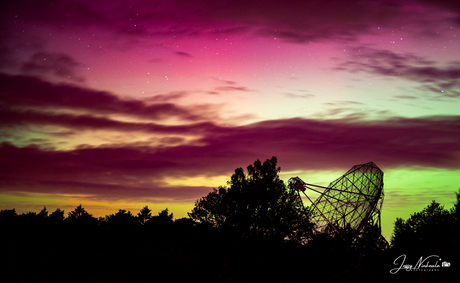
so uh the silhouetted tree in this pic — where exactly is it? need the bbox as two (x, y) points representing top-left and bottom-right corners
(189, 156), (313, 243)
(37, 206), (48, 218)
(137, 205), (152, 225)
(0, 208), (17, 229)
(49, 208), (65, 222)
(353, 222), (389, 252)
(149, 208), (174, 226)
(67, 204), (90, 219)
(0, 208), (17, 220)
(105, 209), (138, 230)
(18, 211), (37, 225)
(451, 188), (460, 222)
(174, 217), (195, 228)
(66, 204), (97, 228)
(389, 196), (460, 282)
(391, 200), (457, 260)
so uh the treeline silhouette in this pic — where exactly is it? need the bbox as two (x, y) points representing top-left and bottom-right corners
(1, 158), (459, 282)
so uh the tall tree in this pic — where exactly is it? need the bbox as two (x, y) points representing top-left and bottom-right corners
(391, 200), (454, 254)
(390, 197), (459, 282)
(149, 208), (174, 227)
(189, 156), (313, 243)
(37, 206), (48, 218)
(67, 204), (91, 219)
(105, 209), (138, 230)
(49, 208), (65, 222)
(0, 209), (17, 229)
(451, 188), (460, 222)
(66, 204), (97, 227)
(137, 205), (152, 225)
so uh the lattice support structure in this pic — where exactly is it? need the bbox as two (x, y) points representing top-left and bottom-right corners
(290, 161), (384, 237)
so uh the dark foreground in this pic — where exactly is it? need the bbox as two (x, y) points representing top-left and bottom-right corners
(2, 215), (458, 283)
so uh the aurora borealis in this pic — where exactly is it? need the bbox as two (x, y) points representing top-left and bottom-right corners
(1, 0), (459, 239)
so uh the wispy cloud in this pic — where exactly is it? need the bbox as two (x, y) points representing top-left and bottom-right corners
(0, 74), (205, 121)
(0, 107), (218, 135)
(207, 79), (252, 95)
(284, 92), (315, 99)
(21, 52), (85, 82)
(336, 47), (460, 97)
(174, 51), (193, 58)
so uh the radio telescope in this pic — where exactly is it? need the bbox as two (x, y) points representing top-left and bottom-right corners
(289, 162), (384, 237)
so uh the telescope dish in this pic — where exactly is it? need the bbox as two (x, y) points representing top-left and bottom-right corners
(289, 161), (384, 236)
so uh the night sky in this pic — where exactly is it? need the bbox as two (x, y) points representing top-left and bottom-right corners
(1, 0), (460, 239)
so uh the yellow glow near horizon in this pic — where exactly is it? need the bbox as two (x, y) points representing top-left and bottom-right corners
(1, 167), (458, 242)
(163, 175), (230, 187)
(0, 192), (193, 219)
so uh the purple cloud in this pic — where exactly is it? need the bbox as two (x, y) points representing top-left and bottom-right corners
(21, 52), (85, 82)
(4, 0), (456, 47)
(1, 115), (459, 202)
(0, 74), (205, 121)
(0, 107), (218, 135)
(174, 51), (193, 57)
(336, 47), (460, 97)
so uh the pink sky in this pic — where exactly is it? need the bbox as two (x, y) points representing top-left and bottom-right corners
(1, 0), (460, 239)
